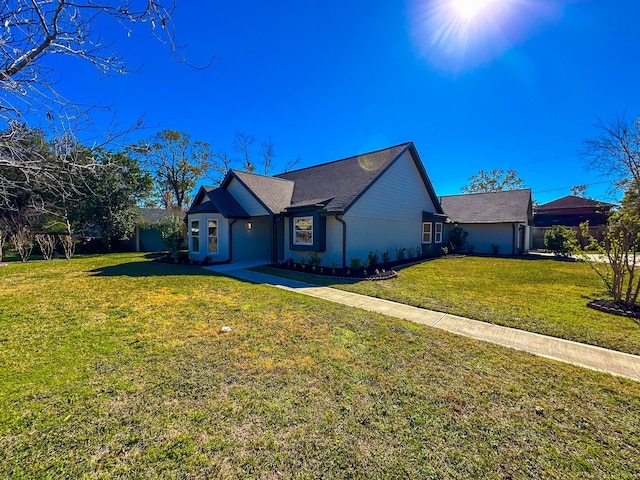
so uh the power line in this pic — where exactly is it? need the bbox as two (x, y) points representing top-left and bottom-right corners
(533, 180), (612, 194)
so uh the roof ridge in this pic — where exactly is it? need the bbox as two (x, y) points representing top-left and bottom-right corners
(231, 169), (294, 184)
(441, 188), (531, 198)
(276, 141), (412, 177)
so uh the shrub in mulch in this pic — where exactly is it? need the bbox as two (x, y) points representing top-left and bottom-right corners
(272, 262), (398, 281)
(587, 299), (640, 320)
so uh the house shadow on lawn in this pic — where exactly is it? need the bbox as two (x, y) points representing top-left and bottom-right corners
(89, 260), (221, 278)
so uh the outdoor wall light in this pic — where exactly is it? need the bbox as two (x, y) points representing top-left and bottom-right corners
(247, 221), (252, 231)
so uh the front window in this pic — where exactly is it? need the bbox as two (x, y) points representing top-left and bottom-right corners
(191, 220), (200, 252)
(208, 219), (218, 254)
(435, 223), (443, 243)
(422, 222), (432, 244)
(293, 216), (313, 246)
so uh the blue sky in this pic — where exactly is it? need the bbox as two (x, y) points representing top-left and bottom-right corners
(48, 0), (640, 204)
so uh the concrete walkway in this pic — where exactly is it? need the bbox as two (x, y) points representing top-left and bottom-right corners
(204, 265), (640, 382)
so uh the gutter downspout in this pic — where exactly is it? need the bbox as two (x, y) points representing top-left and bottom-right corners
(335, 215), (347, 269)
(512, 223), (516, 255)
(274, 215), (284, 264)
(229, 219), (237, 262)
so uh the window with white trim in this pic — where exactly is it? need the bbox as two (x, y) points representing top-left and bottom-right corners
(293, 216), (313, 246)
(208, 219), (218, 254)
(191, 220), (200, 252)
(422, 222), (432, 244)
(435, 222), (443, 243)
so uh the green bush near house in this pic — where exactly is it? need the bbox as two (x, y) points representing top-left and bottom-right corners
(545, 225), (578, 257)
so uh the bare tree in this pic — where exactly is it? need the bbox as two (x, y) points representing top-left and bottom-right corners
(35, 233), (56, 260)
(283, 156), (301, 173)
(0, 1), (205, 212)
(11, 226), (33, 261)
(260, 137), (275, 175)
(1, 1), (183, 122)
(571, 184), (587, 197)
(0, 230), (6, 262)
(210, 151), (232, 185)
(582, 115), (640, 189)
(233, 131), (255, 173)
(58, 233), (75, 259)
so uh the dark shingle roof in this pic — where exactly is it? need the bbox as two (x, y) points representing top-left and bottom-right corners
(535, 195), (615, 211)
(229, 170), (295, 214)
(276, 143), (412, 213)
(440, 189), (532, 224)
(138, 208), (179, 224)
(187, 187), (249, 218)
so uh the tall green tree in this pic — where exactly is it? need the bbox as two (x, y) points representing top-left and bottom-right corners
(136, 130), (211, 210)
(462, 169), (525, 193)
(69, 149), (153, 248)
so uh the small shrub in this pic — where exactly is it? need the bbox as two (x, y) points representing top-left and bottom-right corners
(544, 225), (578, 257)
(0, 231), (5, 262)
(380, 249), (390, 264)
(467, 244), (475, 253)
(349, 258), (361, 269)
(448, 226), (468, 253)
(441, 246), (449, 255)
(35, 234), (57, 261)
(11, 228), (33, 262)
(157, 215), (186, 260)
(58, 234), (76, 260)
(366, 251), (379, 268)
(394, 246), (405, 261)
(406, 247), (417, 259)
(307, 252), (322, 267)
(491, 244), (500, 254)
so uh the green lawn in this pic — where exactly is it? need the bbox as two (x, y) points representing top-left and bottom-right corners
(2, 254), (640, 478)
(258, 256), (640, 355)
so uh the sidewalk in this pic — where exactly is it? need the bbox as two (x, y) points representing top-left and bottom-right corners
(204, 265), (640, 382)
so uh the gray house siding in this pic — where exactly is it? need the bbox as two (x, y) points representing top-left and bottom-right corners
(227, 178), (269, 216)
(231, 216), (271, 262)
(449, 223), (530, 255)
(188, 213), (230, 262)
(282, 150), (440, 266)
(342, 150), (437, 264)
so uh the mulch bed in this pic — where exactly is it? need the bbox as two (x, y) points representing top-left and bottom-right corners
(587, 299), (640, 320)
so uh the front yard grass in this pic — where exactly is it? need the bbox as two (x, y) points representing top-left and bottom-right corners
(258, 255), (640, 355)
(2, 253), (640, 478)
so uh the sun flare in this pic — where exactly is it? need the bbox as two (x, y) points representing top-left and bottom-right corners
(450, 0), (499, 21)
(408, 0), (535, 71)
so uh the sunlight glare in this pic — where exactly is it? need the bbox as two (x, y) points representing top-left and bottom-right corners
(451, 0), (499, 21)
(407, 0), (543, 71)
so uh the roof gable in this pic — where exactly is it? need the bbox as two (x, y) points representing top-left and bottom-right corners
(186, 185), (249, 218)
(536, 195), (615, 211)
(440, 189), (532, 224)
(222, 170), (294, 214)
(276, 142), (443, 214)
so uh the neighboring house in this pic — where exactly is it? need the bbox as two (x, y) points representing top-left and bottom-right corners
(128, 208), (180, 252)
(439, 189), (533, 255)
(186, 142), (447, 266)
(532, 195), (615, 248)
